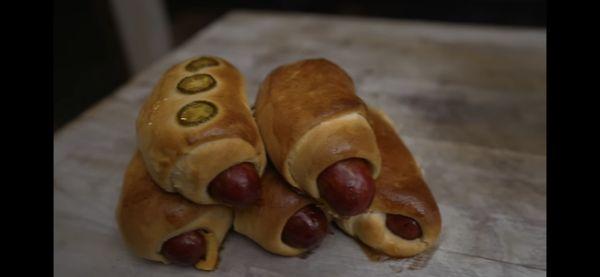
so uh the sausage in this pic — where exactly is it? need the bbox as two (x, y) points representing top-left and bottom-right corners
(281, 205), (328, 249)
(385, 214), (422, 240)
(208, 163), (261, 208)
(317, 158), (375, 216)
(161, 229), (207, 265)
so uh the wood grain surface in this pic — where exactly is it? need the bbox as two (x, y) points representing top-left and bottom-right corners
(54, 10), (546, 277)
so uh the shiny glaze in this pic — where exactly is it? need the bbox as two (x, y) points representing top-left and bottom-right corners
(254, 59), (368, 164)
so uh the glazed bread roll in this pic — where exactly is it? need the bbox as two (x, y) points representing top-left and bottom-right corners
(136, 56), (267, 207)
(116, 152), (233, 271)
(234, 166), (329, 256)
(336, 108), (442, 257)
(254, 58), (381, 218)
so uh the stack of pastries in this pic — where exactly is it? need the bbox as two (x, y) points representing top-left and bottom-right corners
(116, 56), (442, 271)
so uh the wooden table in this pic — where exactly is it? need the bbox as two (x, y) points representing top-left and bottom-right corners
(54, 10), (546, 277)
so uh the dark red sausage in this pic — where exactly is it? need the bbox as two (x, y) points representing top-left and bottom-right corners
(161, 229), (207, 265)
(385, 214), (422, 240)
(282, 205), (328, 249)
(208, 163), (260, 208)
(317, 158), (375, 216)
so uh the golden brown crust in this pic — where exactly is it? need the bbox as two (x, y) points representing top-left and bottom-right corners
(254, 58), (381, 215)
(255, 58), (360, 154)
(335, 107), (442, 257)
(367, 108), (440, 223)
(233, 166), (323, 256)
(136, 56), (266, 204)
(116, 152), (233, 270)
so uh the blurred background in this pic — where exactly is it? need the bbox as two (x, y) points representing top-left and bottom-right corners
(53, 0), (546, 131)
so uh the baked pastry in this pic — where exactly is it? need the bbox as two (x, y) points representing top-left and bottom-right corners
(116, 152), (233, 270)
(233, 166), (329, 256)
(136, 56), (267, 207)
(254, 58), (381, 217)
(335, 107), (442, 257)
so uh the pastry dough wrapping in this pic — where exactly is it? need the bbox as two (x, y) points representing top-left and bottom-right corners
(116, 152), (233, 271)
(254, 58), (381, 216)
(136, 56), (266, 205)
(335, 107), (442, 257)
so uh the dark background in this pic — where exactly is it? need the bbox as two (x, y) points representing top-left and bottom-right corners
(53, 0), (546, 131)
